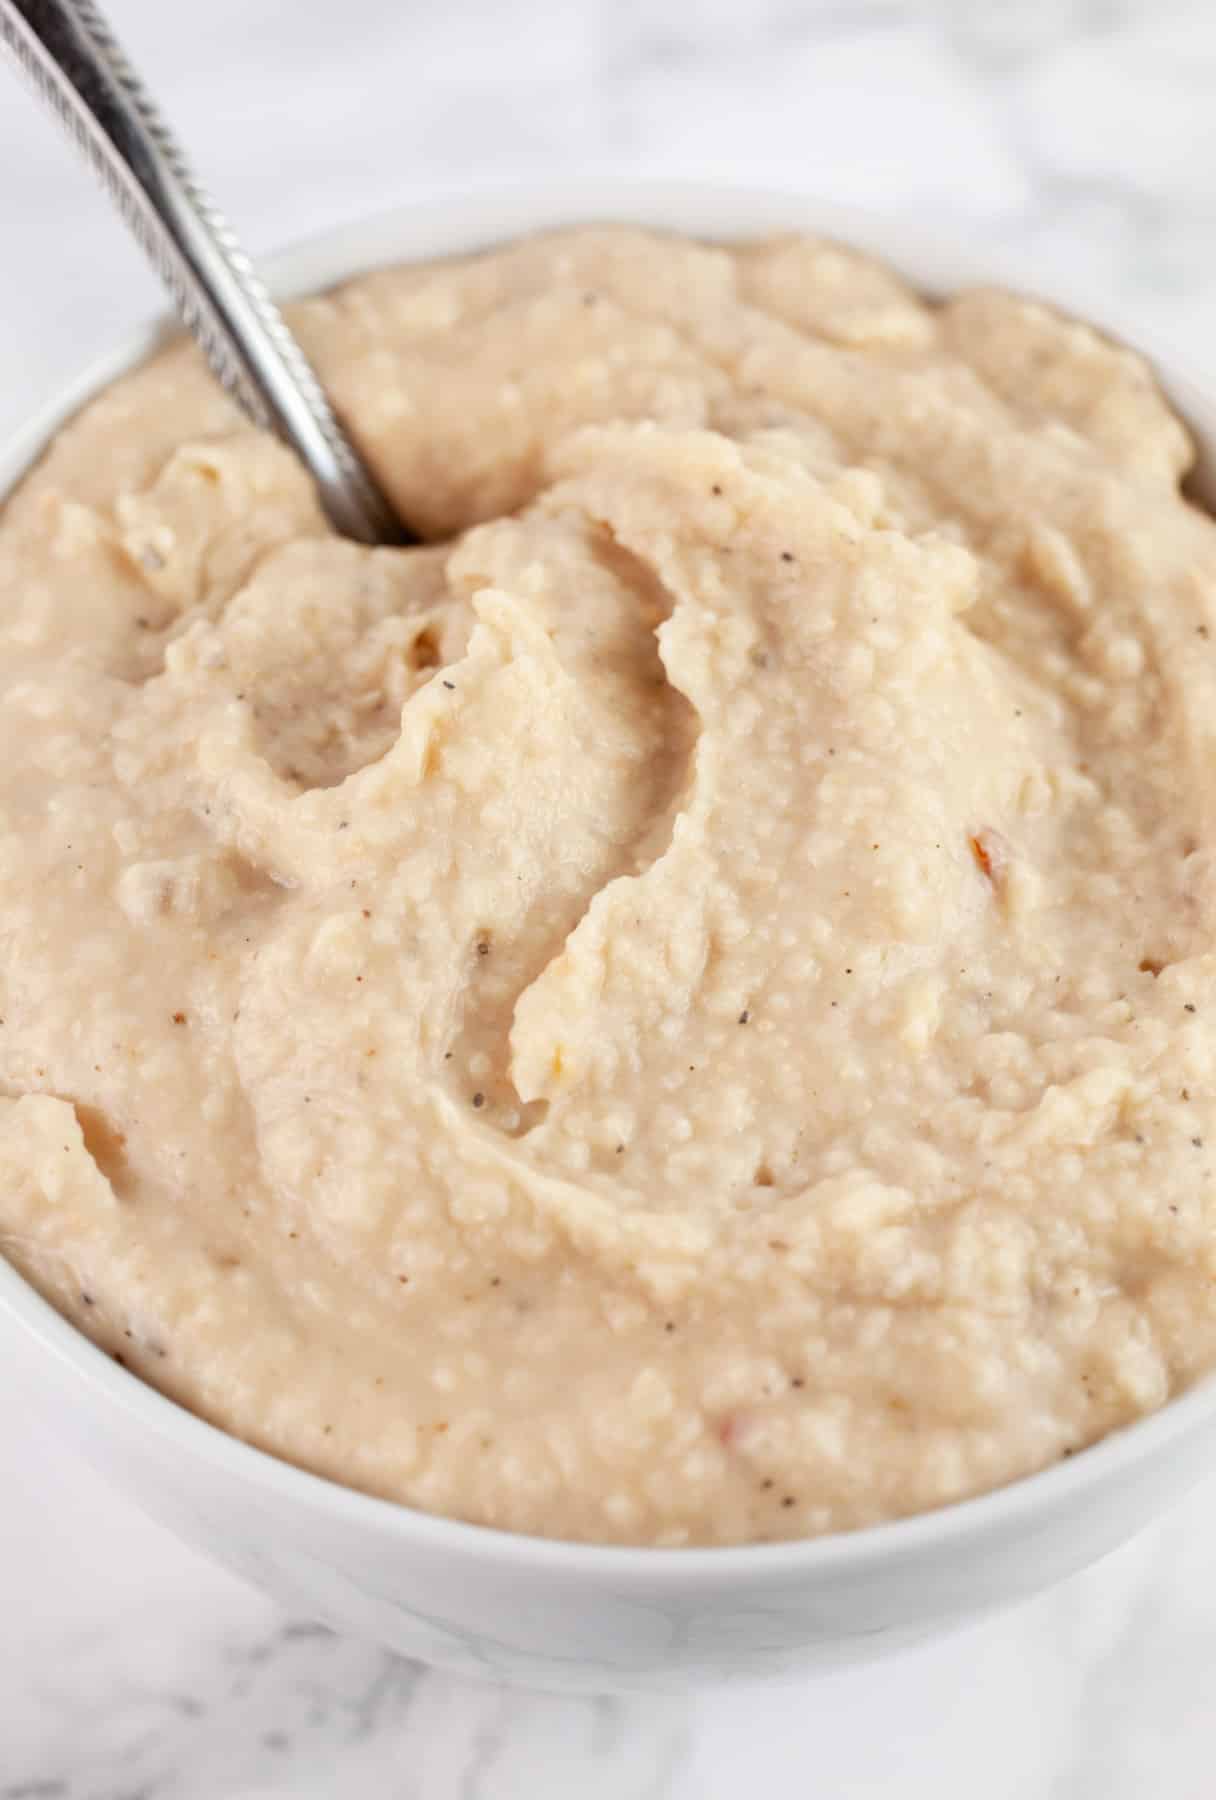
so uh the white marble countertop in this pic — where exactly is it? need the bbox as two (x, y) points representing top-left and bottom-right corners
(5, 1), (1216, 1792)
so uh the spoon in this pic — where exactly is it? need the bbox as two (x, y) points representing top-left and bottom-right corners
(0, 0), (410, 547)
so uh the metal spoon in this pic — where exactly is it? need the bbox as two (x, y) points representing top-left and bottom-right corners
(0, 0), (410, 546)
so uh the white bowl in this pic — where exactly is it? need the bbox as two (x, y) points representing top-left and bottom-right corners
(5, 182), (1216, 1694)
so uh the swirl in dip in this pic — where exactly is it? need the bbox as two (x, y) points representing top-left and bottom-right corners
(2, 228), (1215, 1546)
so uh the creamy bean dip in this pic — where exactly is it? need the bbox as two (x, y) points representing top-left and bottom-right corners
(2, 228), (1215, 1546)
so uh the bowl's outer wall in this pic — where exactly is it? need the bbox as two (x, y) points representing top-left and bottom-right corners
(16, 1313), (1216, 1691)
(5, 183), (1216, 1691)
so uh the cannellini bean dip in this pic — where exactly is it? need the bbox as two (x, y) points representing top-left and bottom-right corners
(2, 228), (1216, 1546)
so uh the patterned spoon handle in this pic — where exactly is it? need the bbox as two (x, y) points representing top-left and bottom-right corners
(0, 0), (410, 546)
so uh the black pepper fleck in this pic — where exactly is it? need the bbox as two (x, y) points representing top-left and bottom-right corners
(472, 1092), (485, 1108)
(443, 680), (455, 690)
(738, 1009), (750, 1024)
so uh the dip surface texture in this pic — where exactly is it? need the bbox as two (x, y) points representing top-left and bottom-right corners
(2, 228), (1215, 1546)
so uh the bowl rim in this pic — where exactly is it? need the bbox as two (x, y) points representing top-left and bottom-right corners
(4, 175), (1216, 1586)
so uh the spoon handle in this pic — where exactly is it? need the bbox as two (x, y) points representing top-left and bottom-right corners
(0, 0), (409, 545)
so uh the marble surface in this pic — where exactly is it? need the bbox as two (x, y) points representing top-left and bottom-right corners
(4, 0), (1216, 1791)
